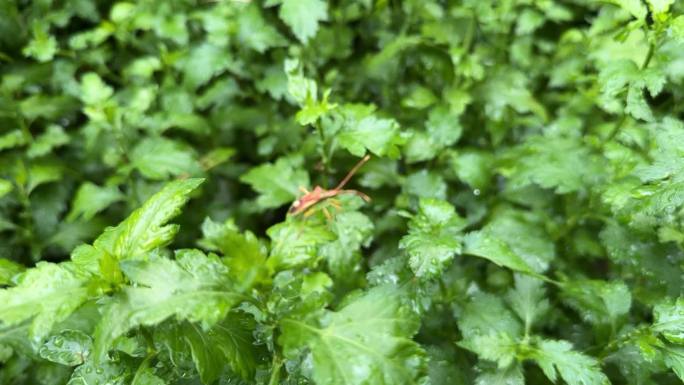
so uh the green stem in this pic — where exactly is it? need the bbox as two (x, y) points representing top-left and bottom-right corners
(131, 355), (155, 384)
(463, 12), (476, 54)
(524, 317), (532, 340)
(533, 272), (561, 287)
(18, 114), (33, 144)
(603, 114), (627, 144)
(641, 42), (655, 70)
(314, 121), (331, 185)
(15, 165), (38, 262)
(0, 51), (12, 62)
(268, 352), (283, 385)
(140, 327), (156, 355)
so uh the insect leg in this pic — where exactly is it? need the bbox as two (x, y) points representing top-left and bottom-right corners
(339, 190), (371, 202)
(329, 199), (342, 211)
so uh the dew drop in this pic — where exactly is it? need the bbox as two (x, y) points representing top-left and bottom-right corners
(473, 189), (481, 196)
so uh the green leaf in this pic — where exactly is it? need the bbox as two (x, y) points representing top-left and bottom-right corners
(458, 293), (523, 341)
(478, 69), (547, 121)
(27, 125), (70, 158)
(531, 339), (610, 385)
(67, 182), (124, 221)
(92, 250), (243, 362)
(506, 274), (550, 332)
(561, 280), (632, 325)
(337, 115), (403, 158)
(27, 162), (63, 193)
(90, 178), (204, 261)
(296, 90), (337, 125)
(0, 258), (24, 285)
(646, 0), (674, 14)
(23, 24), (57, 62)
(131, 367), (165, 385)
(279, 285), (427, 385)
(516, 9), (545, 35)
(124, 57), (162, 80)
(652, 297), (684, 344)
(67, 358), (130, 385)
(451, 150), (495, 190)
(399, 198), (466, 279)
(404, 131), (440, 163)
(278, 0), (328, 43)
(240, 155), (309, 210)
(475, 365), (525, 385)
(199, 217), (269, 290)
(199, 147), (235, 170)
(478, 208), (555, 273)
(463, 231), (537, 275)
(0, 179), (12, 199)
(285, 58), (318, 105)
(610, 0), (647, 20)
(426, 105), (462, 148)
(460, 332), (518, 369)
(0, 262), (90, 344)
(403, 170), (448, 200)
(0, 130), (28, 151)
(627, 118), (684, 230)
(39, 329), (92, 366)
(154, 13), (188, 45)
(599, 60), (638, 104)
(68, 23), (113, 50)
(130, 137), (202, 180)
(625, 84), (653, 121)
(427, 346), (466, 385)
(267, 219), (335, 269)
(0, 322), (32, 359)
(500, 136), (604, 194)
(402, 85), (437, 109)
(157, 314), (256, 382)
(672, 16), (684, 40)
(319, 210), (374, 280)
(662, 345), (684, 382)
(79, 73), (113, 105)
(19, 95), (80, 120)
(236, 4), (287, 52)
(457, 295), (525, 381)
(5, 0), (684, 382)
(598, 60), (663, 121)
(181, 42), (232, 89)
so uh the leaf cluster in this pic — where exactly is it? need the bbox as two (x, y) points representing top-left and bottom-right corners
(2, 0), (684, 384)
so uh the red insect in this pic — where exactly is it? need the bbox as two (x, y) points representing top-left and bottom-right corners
(288, 155), (371, 218)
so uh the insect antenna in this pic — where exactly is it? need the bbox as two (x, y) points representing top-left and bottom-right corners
(339, 189), (371, 202)
(334, 154), (371, 190)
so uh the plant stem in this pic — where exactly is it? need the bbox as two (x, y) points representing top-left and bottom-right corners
(641, 42), (655, 70)
(603, 114), (627, 144)
(315, 121), (331, 186)
(268, 352), (283, 385)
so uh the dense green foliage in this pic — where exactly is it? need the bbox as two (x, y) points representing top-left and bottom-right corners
(2, 0), (684, 384)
